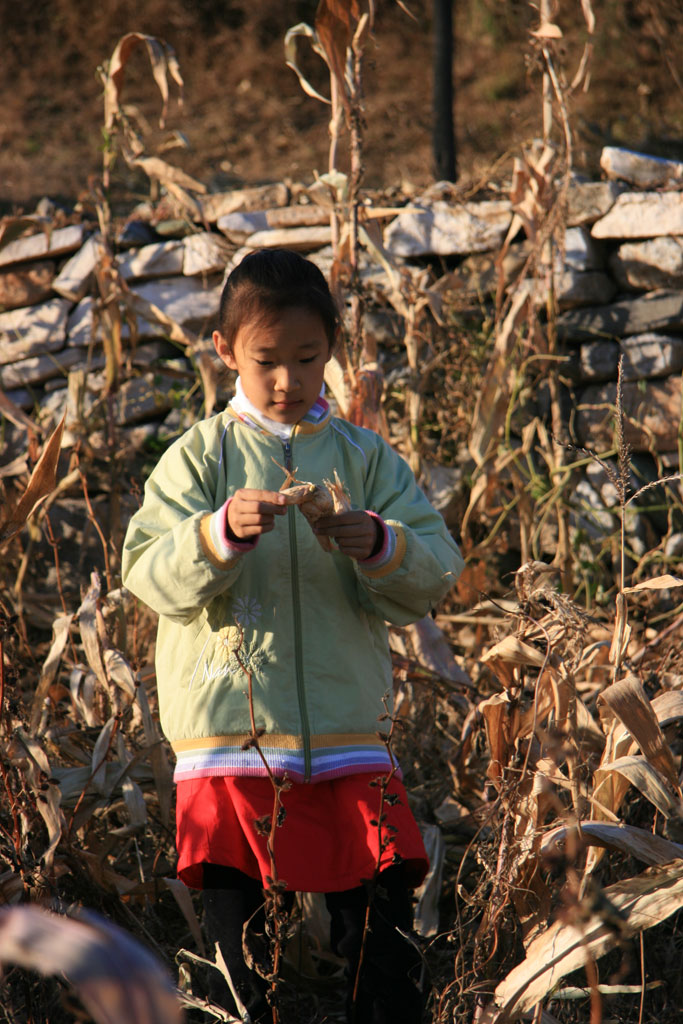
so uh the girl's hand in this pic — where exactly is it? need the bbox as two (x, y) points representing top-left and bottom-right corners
(314, 511), (383, 561)
(227, 489), (287, 540)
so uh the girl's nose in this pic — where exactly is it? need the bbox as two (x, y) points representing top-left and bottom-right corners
(275, 365), (299, 390)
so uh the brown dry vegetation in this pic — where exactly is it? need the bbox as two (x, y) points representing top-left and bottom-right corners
(2, 3), (683, 1024)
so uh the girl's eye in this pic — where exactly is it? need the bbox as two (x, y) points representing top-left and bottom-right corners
(256, 359), (272, 366)
(300, 356), (316, 364)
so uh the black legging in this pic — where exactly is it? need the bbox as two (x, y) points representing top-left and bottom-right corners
(201, 863), (427, 1024)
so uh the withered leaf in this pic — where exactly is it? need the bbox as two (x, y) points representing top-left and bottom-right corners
(315, 0), (362, 114)
(0, 905), (183, 1024)
(479, 861), (683, 1022)
(0, 411), (66, 545)
(105, 33), (183, 132)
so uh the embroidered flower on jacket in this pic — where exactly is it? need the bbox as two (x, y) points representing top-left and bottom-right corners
(229, 646), (267, 674)
(219, 625), (243, 652)
(233, 596), (262, 627)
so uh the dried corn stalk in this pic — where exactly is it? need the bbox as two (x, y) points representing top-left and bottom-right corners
(279, 468), (351, 551)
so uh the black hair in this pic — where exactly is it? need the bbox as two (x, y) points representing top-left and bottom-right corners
(217, 248), (339, 351)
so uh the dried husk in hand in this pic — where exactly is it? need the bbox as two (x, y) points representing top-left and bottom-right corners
(280, 469), (351, 550)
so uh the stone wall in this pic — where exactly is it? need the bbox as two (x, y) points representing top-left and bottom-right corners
(1, 146), (682, 577)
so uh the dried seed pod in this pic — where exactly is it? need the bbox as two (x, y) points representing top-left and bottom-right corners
(280, 483), (333, 521)
(278, 467), (350, 550)
(322, 469), (352, 514)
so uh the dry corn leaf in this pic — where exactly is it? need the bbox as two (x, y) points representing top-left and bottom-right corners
(579, 702), (606, 748)
(622, 575), (683, 593)
(541, 821), (683, 867)
(104, 33), (183, 132)
(135, 675), (173, 828)
(570, 40), (594, 92)
(589, 770), (634, 876)
(0, 454), (29, 479)
(0, 215), (40, 250)
(531, 22), (563, 39)
(460, 470), (489, 539)
(315, 0), (363, 116)
(78, 573), (109, 692)
(196, 350), (220, 418)
(30, 613), (73, 732)
(121, 776), (148, 829)
(115, 734), (148, 830)
(598, 674), (679, 789)
(481, 636), (548, 690)
(479, 860), (683, 1023)
(78, 850), (142, 896)
(14, 730), (66, 871)
(324, 353), (353, 418)
(407, 615), (473, 687)
(0, 873), (23, 907)
(0, 905), (183, 1024)
(123, 290), (198, 349)
(512, 848), (553, 946)
(609, 592), (631, 668)
(413, 824), (445, 938)
(519, 677), (603, 753)
(131, 155), (205, 194)
(587, 705), (640, 874)
(125, 289), (221, 415)
(284, 22), (332, 105)
(104, 648), (137, 701)
(581, 0), (596, 33)
(597, 754), (683, 819)
(468, 288), (529, 467)
(0, 387), (38, 433)
(0, 410), (66, 545)
(504, 770), (555, 944)
(517, 667), (561, 737)
(504, 145), (555, 252)
(92, 716), (118, 797)
(479, 692), (520, 782)
(70, 668), (99, 727)
(652, 690), (683, 727)
(56, 764), (140, 804)
(163, 877), (206, 956)
(596, 689), (683, 749)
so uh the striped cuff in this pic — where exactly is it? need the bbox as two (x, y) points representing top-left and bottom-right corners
(199, 499), (258, 570)
(359, 518), (407, 579)
(359, 512), (395, 568)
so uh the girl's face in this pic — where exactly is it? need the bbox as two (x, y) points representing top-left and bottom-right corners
(213, 307), (332, 424)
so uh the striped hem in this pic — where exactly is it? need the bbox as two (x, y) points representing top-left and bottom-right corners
(171, 734), (397, 783)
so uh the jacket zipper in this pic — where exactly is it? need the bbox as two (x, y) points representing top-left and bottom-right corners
(283, 438), (312, 781)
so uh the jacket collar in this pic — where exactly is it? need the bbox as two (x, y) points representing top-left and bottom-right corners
(228, 377), (331, 440)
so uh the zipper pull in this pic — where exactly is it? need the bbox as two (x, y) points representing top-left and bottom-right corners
(282, 439), (293, 471)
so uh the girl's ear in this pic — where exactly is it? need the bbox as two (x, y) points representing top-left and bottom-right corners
(213, 330), (238, 370)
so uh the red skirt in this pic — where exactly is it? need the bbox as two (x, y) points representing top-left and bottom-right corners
(175, 772), (429, 892)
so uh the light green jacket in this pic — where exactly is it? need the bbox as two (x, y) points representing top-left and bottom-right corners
(121, 407), (463, 782)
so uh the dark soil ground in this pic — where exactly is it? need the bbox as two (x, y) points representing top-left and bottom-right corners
(2, 0), (682, 211)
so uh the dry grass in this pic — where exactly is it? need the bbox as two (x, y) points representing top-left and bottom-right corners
(2, 327), (683, 1023)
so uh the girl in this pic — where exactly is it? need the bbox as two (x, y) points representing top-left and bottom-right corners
(122, 248), (463, 1023)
